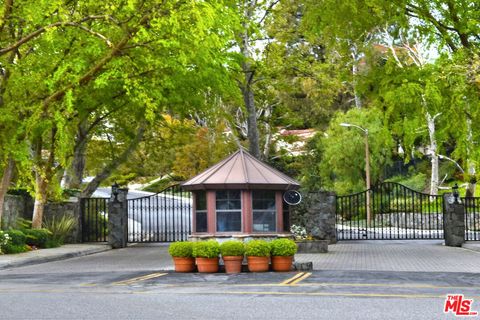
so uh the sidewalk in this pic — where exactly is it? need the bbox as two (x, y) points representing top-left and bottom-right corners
(0, 244), (110, 270)
(1, 241), (479, 273)
(463, 241), (480, 253)
(295, 240), (480, 273)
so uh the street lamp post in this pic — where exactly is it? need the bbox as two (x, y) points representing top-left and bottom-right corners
(340, 123), (371, 227)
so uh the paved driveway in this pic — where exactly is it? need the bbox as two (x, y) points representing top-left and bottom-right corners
(3, 240), (479, 276)
(1, 241), (479, 319)
(296, 240), (480, 273)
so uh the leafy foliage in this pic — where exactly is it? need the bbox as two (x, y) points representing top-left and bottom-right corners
(270, 238), (298, 257)
(302, 108), (394, 193)
(168, 241), (194, 258)
(42, 215), (75, 245)
(23, 228), (53, 248)
(245, 240), (271, 257)
(0, 231), (11, 254)
(192, 240), (220, 259)
(219, 240), (245, 257)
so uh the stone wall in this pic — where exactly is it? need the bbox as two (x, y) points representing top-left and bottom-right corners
(44, 200), (81, 243)
(373, 212), (444, 230)
(1, 195), (81, 243)
(290, 192), (336, 244)
(2, 194), (33, 229)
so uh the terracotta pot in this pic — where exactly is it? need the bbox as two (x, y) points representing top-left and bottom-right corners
(172, 257), (195, 273)
(223, 256), (244, 274)
(247, 256), (270, 272)
(196, 257), (219, 273)
(271, 256), (293, 272)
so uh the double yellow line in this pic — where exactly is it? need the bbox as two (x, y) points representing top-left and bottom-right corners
(112, 272), (167, 286)
(280, 272), (312, 285)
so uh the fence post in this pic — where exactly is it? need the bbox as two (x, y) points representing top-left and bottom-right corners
(108, 185), (129, 249)
(442, 190), (465, 247)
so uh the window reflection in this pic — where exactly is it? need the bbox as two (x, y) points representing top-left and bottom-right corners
(216, 190), (241, 232)
(252, 191), (276, 232)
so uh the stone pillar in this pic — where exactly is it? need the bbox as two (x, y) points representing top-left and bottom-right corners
(108, 188), (128, 249)
(291, 192), (337, 244)
(443, 193), (465, 247)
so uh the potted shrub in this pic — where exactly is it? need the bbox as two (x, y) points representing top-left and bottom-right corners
(192, 240), (220, 273)
(270, 238), (297, 272)
(220, 240), (245, 274)
(245, 240), (270, 272)
(168, 241), (195, 272)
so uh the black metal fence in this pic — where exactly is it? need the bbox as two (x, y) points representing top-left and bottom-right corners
(128, 185), (192, 242)
(336, 182), (444, 240)
(80, 197), (108, 242)
(463, 197), (480, 241)
(80, 185), (192, 243)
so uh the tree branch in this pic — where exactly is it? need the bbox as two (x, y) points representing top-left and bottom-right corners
(0, 16), (116, 56)
(80, 121), (147, 198)
(41, 13), (151, 116)
(0, 0), (13, 34)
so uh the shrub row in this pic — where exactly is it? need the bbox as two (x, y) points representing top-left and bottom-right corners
(169, 238), (297, 259)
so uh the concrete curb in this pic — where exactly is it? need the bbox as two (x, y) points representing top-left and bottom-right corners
(0, 245), (111, 270)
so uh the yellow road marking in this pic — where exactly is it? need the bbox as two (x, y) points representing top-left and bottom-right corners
(1, 287), (480, 300)
(191, 290), (448, 299)
(280, 272), (305, 285)
(112, 273), (167, 286)
(289, 272), (312, 285)
(297, 282), (480, 290)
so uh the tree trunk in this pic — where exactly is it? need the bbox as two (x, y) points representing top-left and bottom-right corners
(426, 111), (439, 196)
(32, 173), (48, 229)
(31, 128), (57, 229)
(80, 122), (146, 198)
(238, 1), (261, 159)
(262, 106), (273, 159)
(241, 78), (261, 159)
(351, 47), (362, 108)
(466, 116), (476, 197)
(64, 120), (89, 189)
(0, 157), (15, 226)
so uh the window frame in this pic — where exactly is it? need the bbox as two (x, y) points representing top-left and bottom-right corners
(251, 190), (277, 233)
(194, 191), (208, 233)
(215, 190), (243, 233)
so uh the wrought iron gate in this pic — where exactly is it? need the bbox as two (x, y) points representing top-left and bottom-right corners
(80, 185), (192, 243)
(463, 197), (480, 241)
(127, 185), (192, 242)
(80, 197), (109, 242)
(336, 182), (444, 240)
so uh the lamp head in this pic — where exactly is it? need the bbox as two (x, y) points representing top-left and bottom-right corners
(112, 182), (119, 200)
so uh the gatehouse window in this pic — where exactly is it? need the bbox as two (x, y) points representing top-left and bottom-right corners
(195, 191), (207, 233)
(252, 190), (276, 232)
(216, 190), (242, 232)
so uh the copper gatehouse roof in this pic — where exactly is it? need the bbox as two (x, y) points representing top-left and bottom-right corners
(181, 148), (300, 190)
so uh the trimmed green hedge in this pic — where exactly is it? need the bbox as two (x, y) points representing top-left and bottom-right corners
(270, 238), (297, 256)
(245, 240), (271, 257)
(168, 241), (193, 258)
(220, 240), (245, 257)
(192, 240), (220, 258)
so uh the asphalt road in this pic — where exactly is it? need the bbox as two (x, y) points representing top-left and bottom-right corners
(1, 256), (478, 319)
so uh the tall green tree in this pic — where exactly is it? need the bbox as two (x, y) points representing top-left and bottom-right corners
(0, 0), (240, 227)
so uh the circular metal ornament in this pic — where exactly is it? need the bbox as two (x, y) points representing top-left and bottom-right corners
(283, 190), (302, 205)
